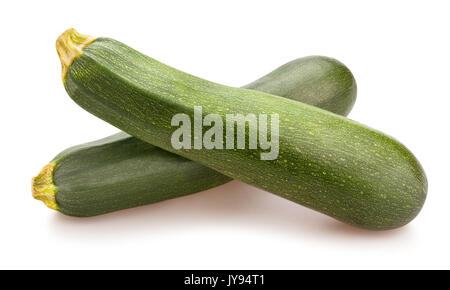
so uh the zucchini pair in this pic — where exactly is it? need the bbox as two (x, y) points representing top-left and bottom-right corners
(34, 29), (427, 230)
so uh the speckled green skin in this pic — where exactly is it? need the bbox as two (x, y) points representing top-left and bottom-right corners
(54, 56), (356, 217)
(53, 133), (231, 216)
(244, 56), (356, 116)
(64, 37), (427, 229)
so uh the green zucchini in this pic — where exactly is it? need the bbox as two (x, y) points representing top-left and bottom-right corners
(53, 29), (426, 229)
(33, 53), (357, 217)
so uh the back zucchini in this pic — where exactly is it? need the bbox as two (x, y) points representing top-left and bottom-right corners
(33, 54), (357, 217)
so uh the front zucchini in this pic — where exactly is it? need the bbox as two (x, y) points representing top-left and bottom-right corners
(56, 29), (427, 229)
(33, 55), (357, 217)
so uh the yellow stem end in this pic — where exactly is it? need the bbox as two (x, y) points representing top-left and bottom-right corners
(56, 28), (96, 81)
(32, 161), (58, 211)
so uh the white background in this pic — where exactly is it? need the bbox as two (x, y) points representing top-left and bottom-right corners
(1, 0), (449, 269)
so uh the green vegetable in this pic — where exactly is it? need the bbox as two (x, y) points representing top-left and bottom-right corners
(33, 51), (357, 217)
(52, 29), (427, 229)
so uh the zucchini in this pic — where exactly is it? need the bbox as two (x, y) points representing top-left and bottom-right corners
(33, 54), (357, 217)
(54, 29), (426, 229)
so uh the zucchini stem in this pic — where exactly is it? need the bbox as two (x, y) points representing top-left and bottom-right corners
(56, 28), (96, 81)
(32, 162), (58, 211)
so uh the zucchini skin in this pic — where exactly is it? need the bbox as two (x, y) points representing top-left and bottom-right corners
(50, 56), (357, 217)
(53, 133), (231, 216)
(244, 56), (356, 116)
(63, 36), (426, 230)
